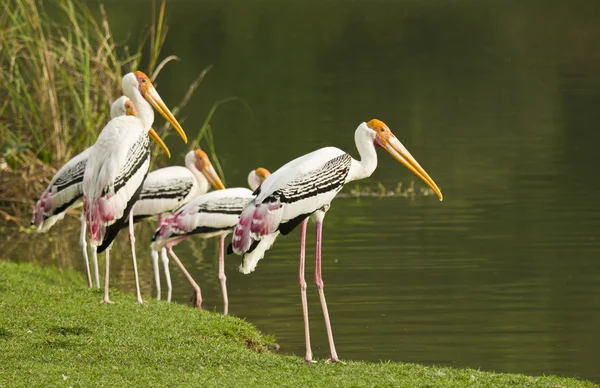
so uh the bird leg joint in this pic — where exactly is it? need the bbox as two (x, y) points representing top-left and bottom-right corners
(299, 277), (307, 291)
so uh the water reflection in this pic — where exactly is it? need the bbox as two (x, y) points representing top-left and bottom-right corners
(6, 0), (600, 383)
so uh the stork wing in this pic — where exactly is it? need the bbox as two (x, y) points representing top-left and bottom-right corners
(232, 150), (351, 254)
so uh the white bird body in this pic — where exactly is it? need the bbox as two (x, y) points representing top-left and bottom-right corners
(82, 71), (187, 304)
(31, 96), (138, 289)
(230, 119), (443, 363)
(232, 146), (353, 252)
(32, 147), (92, 232)
(130, 151), (211, 222)
(151, 169), (272, 311)
(32, 96), (132, 233)
(153, 187), (255, 245)
(135, 149), (225, 303)
(84, 115), (150, 246)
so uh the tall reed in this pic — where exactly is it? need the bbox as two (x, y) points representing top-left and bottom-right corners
(0, 0), (216, 226)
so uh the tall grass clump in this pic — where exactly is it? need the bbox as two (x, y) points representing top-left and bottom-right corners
(0, 0), (216, 226)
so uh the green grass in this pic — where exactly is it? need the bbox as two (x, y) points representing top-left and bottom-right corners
(0, 261), (594, 387)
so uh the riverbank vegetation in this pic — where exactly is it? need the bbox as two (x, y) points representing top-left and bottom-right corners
(0, 0), (217, 226)
(0, 261), (593, 387)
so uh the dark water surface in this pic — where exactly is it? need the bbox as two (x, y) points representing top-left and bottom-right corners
(6, 0), (600, 382)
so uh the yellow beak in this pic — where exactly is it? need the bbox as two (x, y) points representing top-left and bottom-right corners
(148, 128), (171, 158)
(201, 165), (226, 190)
(145, 86), (188, 144)
(384, 136), (443, 201)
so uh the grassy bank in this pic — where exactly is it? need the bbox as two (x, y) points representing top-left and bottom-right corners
(0, 261), (594, 387)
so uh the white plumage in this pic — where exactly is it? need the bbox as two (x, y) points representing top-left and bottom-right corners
(127, 149), (224, 302)
(83, 71), (187, 304)
(151, 169), (271, 313)
(230, 119), (443, 363)
(31, 96), (134, 288)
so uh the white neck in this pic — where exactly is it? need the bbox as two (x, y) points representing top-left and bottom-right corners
(185, 156), (210, 194)
(130, 89), (154, 131)
(347, 123), (378, 183)
(247, 170), (260, 191)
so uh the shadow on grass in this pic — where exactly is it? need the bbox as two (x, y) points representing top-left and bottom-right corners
(47, 326), (92, 336)
(0, 328), (12, 339)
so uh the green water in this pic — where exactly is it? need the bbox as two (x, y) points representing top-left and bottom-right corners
(8, 0), (600, 382)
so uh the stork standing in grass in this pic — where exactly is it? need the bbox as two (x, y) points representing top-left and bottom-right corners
(32, 96), (140, 288)
(152, 168), (272, 314)
(230, 119), (443, 363)
(121, 149), (225, 301)
(84, 71), (187, 304)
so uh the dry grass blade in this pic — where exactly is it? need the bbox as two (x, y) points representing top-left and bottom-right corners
(0, 0), (210, 227)
(151, 55), (179, 82)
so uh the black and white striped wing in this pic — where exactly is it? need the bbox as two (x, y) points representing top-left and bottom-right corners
(32, 147), (92, 231)
(154, 188), (254, 242)
(263, 153), (352, 235)
(131, 166), (196, 220)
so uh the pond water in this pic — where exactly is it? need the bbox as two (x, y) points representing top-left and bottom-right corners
(6, 0), (600, 382)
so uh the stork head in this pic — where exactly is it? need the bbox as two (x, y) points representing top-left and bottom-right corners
(365, 119), (443, 201)
(247, 168), (271, 191)
(109, 96), (133, 118)
(189, 149), (225, 190)
(124, 99), (137, 117)
(109, 95), (170, 158)
(121, 71), (188, 145)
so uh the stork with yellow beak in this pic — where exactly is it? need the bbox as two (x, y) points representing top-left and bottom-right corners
(110, 149), (226, 302)
(231, 119), (443, 363)
(32, 96), (142, 289)
(83, 71), (187, 304)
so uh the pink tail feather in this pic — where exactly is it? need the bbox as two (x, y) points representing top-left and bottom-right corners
(84, 195), (115, 245)
(250, 201), (280, 237)
(32, 192), (49, 227)
(232, 205), (256, 254)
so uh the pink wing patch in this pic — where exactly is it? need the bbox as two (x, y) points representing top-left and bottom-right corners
(231, 205), (256, 254)
(85, 194), (116, 245)
(32, 192), (50, 227)
(233, 200), (282, 255)
(250, 201), (281, 237)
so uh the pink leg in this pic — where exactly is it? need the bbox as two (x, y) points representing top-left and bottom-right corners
(167, 246), (202, 308)
(299, 219), (316, 363)
(218, 235), (229, 315)
(314, 212), (342, 363)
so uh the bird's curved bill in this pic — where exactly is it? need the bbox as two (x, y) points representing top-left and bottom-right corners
(145, 87), (188, 144)
(148, 128), (171, 158)
(385, 137), (443, 201)
(201, 165), (226, 190)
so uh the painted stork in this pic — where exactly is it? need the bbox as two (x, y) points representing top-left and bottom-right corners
(230, 119), (443, 363)
(121, 149), (225, 301)
(84, 71), (186, 304)
(151, 168), (272, 314)
(32, 96), (140, 288)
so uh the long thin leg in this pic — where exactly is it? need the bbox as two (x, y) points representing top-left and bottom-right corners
(218, 235), (229, 315)
(299, 219), (315, 363)
(151, 248), (161, 300)
(80, 213), (92, 288)
(129, 211), (143, 304)
(91, 244), (100, 289)
(167, 247), (202, 308)
(101, 246), (113, 304)
(314, 212), (342, 363)
(161, 248), (172, 302)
